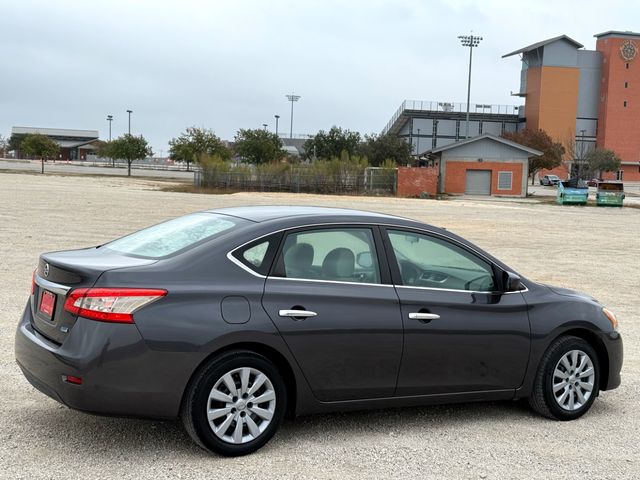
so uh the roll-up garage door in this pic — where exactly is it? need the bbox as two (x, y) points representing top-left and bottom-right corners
(465, 170), (491, 195)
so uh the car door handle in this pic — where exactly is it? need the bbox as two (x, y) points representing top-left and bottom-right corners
(279, 309), (318, 318)
(408, 312), (440, 321)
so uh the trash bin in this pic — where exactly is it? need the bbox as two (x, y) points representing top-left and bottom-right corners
(557, 178), (589, 205)
(596, 181), (625, 207)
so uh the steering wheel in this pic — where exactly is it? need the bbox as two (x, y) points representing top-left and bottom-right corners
(399, 261), (420, 285)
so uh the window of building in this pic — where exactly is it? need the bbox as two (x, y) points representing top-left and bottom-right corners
(626, 63), (630, 69)
(625, 82), (629, 88)
(624, 101), (628, 107)
(497, 171), (513, 190)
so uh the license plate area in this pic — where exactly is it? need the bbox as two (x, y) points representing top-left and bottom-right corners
(39, 290), (56, 319)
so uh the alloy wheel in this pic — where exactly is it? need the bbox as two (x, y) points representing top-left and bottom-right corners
(206, 367), (277, 444)
(552, 349), (595, 411)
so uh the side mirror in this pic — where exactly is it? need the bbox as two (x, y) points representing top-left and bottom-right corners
(504, 271), (524, 292)
(356, 252), (373, 268)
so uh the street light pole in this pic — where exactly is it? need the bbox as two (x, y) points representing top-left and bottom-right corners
(126, 109), (133, 135)
(106, 115), (113, 141)
(262, 123), (268, 131)
(274, 115), (280, 136)
(285, 94), (301, 139)
(458, 33), (482, 139)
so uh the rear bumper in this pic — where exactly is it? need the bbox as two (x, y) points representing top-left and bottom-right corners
(15, 302), (188, 419)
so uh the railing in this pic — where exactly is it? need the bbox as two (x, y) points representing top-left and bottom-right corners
(383, 99), (522, 134)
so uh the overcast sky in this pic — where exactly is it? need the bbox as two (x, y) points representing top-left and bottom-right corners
(0, 0), (637, 154)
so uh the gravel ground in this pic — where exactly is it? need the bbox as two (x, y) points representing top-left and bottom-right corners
(0, 172), (638, 480)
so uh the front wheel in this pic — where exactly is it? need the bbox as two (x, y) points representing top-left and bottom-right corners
(181, 350), (287, 456)
(529, 336), (600, 420)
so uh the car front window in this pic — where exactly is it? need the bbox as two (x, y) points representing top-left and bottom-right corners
(388, 230), (495, 292)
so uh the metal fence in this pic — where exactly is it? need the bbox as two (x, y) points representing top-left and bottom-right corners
(195, 167), (397, 196)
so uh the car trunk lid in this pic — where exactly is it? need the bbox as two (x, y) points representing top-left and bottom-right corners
(31, 247), (156, 344)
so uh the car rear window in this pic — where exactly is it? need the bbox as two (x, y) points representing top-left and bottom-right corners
(104, 213), (246, 258)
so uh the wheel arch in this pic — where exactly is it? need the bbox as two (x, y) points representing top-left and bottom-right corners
(541, 328), (609, 391)
(180, 341), (298, 417)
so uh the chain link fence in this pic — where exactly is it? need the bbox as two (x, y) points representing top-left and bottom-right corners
(195, 166), (396, 196)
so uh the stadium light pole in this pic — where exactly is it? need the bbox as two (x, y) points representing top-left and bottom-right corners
(286, 94), (301, 139)
(106, 115), (113, 141)
(262, 123), (268, 131)
(274, 115), (280, 136)
(458, 33), (482, 139)
(126, 109), (133, 134)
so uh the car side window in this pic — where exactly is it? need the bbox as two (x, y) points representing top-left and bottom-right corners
(387, 230), (495, 292)
(232, 234), (281, 276)
(278, 228), (381, 284)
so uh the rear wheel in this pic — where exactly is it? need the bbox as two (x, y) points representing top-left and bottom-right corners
(181, 350), (286, 456)
(529, 336), (600, 420)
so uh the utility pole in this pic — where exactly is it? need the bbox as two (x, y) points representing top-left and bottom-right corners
(286, 94), (301, 139)
(458, 33), (482, 139)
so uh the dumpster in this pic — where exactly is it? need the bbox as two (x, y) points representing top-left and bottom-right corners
(557, 178), (588, 205)
(596, 181), (625, 206)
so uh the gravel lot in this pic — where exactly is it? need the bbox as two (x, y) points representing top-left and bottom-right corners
(1, 172), (638, 479)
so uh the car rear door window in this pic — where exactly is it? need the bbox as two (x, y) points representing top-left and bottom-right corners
(387, 230), (495, 292)
(277, 228), (381, 284)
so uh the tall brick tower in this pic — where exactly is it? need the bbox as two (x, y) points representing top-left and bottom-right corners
(595, 31), (640, 180)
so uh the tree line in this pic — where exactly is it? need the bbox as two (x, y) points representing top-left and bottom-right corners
(1, 125), (621, 182)
(166, 125), (413, 169)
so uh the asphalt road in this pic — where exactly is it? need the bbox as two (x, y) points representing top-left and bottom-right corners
(0, 172), (638, 479)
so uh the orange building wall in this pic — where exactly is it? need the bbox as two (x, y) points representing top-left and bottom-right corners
(396, 166), (438, 197)
(596, 36), (640, 181)
(525, 65), (580, 180)
(445, 161), (524, 196)
(525, 66), (580, 142)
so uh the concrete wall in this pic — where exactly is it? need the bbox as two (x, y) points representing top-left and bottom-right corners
(396, 167), (438, 197)
(543, 40), (579, 67)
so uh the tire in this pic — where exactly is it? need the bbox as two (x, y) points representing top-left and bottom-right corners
(181, 350), (287, 456)
(529, 336), (600, 420)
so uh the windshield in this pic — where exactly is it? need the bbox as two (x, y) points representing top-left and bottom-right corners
(104, 213), (246, 258)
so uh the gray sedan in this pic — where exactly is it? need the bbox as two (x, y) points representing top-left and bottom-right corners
(15, 206), (623, 456)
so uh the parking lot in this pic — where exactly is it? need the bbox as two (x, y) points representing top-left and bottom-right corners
(0, 171), (638, 479)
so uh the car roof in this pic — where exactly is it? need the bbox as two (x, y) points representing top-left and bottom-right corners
(207, 206), (406, 223)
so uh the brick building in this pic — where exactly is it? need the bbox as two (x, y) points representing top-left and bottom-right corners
(395, 134), (541, 198)
(504, 31), (640, 181)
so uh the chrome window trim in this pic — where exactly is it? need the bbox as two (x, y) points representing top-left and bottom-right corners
(225, 221), (529, 292)
(395, 284), (529, 295)
(34, 275), (71, 295)
(269, 276), (394, 288)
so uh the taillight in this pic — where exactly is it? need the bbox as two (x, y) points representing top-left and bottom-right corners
(63, 288), (167, 323)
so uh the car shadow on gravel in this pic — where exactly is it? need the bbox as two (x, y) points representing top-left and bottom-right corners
(20, 399), (544, 458)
